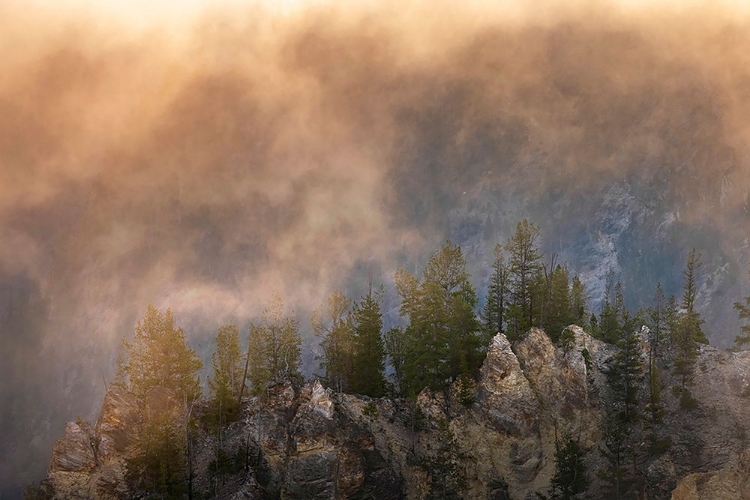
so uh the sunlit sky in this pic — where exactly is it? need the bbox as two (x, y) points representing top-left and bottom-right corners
(17, 0), (750, 26)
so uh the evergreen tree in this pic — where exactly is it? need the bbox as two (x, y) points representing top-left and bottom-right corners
(530, 266), (550, 331)
(246, 295), (301, 395)
(384, 326), (406, 395)
(351, 291), (387, 397)
(608, 328), (642, 424)
(648, 283), (666, 348)
(481, 243), (509, 341)
(589, 313), (599, 338)
(598, 300), (620, 345)
(644, 360), (668, 454)
(548, 436), (589, 500)
(598, 413), (636, 500)
(396, 242), (481, 395)
(595, 273), (620, 344)
(570, 275), (587, 326)
(420, 421), (467, 500)
(733, 271), (750, 348)
(118, 305), (202, 402)
(116, 306), (202, 498)
(614, 281), (626, 327)
(208, 324), (244, 424)
(505, 219), (543, 339)
(681, 248), (708, 344)
(645, 284), (668, 454)
(673, 250), (706, 400)
(313, 290), (355, 392)
(547, 264), (572, 341)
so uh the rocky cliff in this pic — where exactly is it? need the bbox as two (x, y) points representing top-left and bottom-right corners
(37, 327), (750, 499)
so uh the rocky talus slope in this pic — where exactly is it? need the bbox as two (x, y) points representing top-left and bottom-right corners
(38, 327), (750, 499)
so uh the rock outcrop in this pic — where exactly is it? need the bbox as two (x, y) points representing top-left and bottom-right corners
(38, 326), (750, 499)
(42, 387), (138, 500)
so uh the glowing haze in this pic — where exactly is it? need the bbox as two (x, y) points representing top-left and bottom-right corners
(2, 0), (750, 494)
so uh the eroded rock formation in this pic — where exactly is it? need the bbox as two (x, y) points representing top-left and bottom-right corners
(38, 327), (750, 499)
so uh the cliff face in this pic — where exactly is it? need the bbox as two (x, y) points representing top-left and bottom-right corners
(39, 327), (750, 500)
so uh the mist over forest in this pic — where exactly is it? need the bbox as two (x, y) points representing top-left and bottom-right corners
(2, 0), (750, 495)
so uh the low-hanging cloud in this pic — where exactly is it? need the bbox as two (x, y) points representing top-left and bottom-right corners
(2, 0), (750, 493)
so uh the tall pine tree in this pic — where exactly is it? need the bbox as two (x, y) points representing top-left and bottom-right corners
(547, 264), (572, 341)
(116, 306), (202, 498)
(246, 295), (302, 395)
(208, 324), (244, 424)
(351, 290), (387, 397)
(396, 242), (481, 395)
(481, 243), (509, 342)
(570, 275), (588, 327)
(313, 290), (355, 393)
(673, 249), (706, 401)
(505, 219), (543, 339)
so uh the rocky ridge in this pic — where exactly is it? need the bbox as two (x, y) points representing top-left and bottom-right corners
(38, 326), (750, 499)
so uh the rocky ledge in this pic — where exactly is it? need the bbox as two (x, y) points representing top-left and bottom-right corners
(38, 326), (750, 499)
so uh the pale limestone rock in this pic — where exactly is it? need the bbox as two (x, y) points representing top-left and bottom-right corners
(514, 328), (601, 446)
(477, 332), (540, 437)
(308, 379), (334, 420)
(49, 422), (96, 473)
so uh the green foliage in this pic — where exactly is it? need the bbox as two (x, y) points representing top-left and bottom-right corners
(207, 447), (245, 481)
(648, 283), (666, 348)
(645, 358), (668, 455)
(395, 242), (481, 395)
(116, 306), (202, 498)
(598, 302), (620, 344)
(351, 291), (387, 397)
(678, 389), (699, 410)
(208, 324), (244, 426)
(559, 327), (576, 352)
(580, 348), (592, 372)
(127, 400), (189, 499)
(363, 401), (378, 418)
(588, 313), (599, 338)
(505, 219), (543, 339)
(313, 290), (355, 393)
(548, 436), (589, 500)
(457, 373), (477, 406)
(384, 327), (406, 395)
(247, 295), (301, 395)
(598, 414), (639, 499)
(734, 271), (750, 348)
(546, 264), (573, 341)
(608, 328), (642, 424)
(672, 250), (707, 392)
(420, 422), (467, 500)
(570, 276), (588, 326)
(673, 315), (700, 390)
(117, 305), (202, 402)
(481, 243), (509, 341)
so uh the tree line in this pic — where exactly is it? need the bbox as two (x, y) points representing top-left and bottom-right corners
(107, 219), (750, 499)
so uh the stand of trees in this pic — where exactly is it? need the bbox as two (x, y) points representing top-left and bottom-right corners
(314, 289), (387, 397)
(115, 306), (202, 499)
(246, 295), (302, 395)
(393, 242), (482, 395)
(104, 219), (747, 500)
